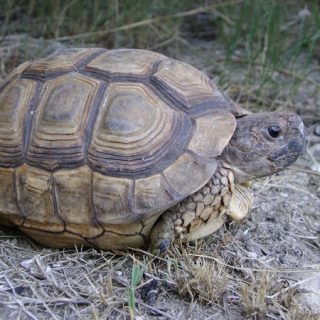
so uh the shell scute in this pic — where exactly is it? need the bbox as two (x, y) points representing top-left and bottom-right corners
(134, 174), (176, 214)
(0, 168), (19, 218)
(24, 47), (105, 77)
(86, 48), (166, 78)
(92, 172), (133, 224)
(26, 73), (102, 170)
(188, 111), (236, 158)
(163, 153), (217, 196)
(16, 165), (64, 232)
(0, 78), (37, 165)
(53, 166), (103, 238)
(152, 59), (225, 114)
(88, 82), (192, 177)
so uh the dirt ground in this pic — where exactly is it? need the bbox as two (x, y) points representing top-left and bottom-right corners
(0, 36), (319, 320)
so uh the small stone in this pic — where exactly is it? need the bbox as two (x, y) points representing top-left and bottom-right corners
(200, 207), (213, 220)
(196, 203), (205, 216)
(202, 186), (210, 195)
(192, 192), (203, 202)
(203, 194), (214, 205)
(178, 206), (186, 213)
(182, 211), (195, 227)
(221, 176), (228, 186)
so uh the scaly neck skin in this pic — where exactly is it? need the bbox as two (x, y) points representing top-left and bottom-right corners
(217, 158), (254, 185)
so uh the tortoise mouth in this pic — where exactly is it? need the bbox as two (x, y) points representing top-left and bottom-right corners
(267, 135), (306, 166)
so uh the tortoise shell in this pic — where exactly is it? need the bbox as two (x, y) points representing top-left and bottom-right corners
(0, 48), (245, 249)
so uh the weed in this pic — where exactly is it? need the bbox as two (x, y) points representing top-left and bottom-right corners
(127, 261), (146, 320)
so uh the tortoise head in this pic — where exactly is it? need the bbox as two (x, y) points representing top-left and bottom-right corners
(220, 112), (306, 183)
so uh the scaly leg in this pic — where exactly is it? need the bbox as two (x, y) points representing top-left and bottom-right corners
(150, 163), (253, 254)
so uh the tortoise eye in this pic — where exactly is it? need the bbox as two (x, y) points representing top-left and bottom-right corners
(268, 126), (281, 138)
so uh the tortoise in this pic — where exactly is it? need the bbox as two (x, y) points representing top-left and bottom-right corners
(0, 48), (305, 252)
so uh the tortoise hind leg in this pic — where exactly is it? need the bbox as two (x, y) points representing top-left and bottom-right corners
(149, 208), (178, 254)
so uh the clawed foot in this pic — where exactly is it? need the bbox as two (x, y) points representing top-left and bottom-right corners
(150, 238), (172, 255)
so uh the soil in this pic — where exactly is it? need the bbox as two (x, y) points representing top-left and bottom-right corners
(0, 35), (319, 319)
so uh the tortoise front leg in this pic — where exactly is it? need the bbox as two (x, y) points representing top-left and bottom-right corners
(149, 163), (253, 254)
